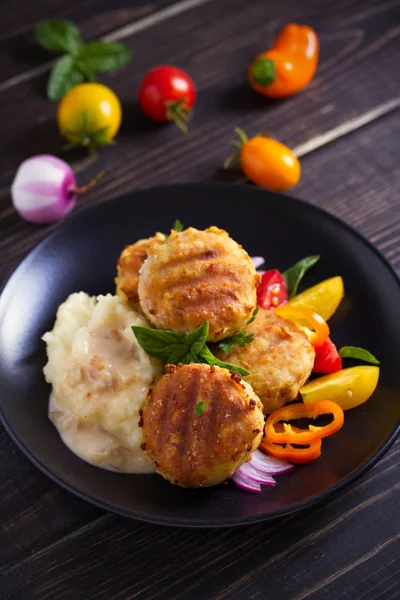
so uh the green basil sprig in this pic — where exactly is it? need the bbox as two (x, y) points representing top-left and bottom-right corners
(132, 322), (250, 376)
(35, 20), (133, 100)
(283, 255), (320, 298)
(339, 346), (380, 365)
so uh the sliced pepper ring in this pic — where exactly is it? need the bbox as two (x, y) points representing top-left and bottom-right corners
(274, 305), (329, 347)
(265, 400), (344, 445)
(260, 436), (322, 464)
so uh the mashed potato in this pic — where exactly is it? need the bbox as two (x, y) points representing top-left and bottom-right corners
(43, 293), (162, 473)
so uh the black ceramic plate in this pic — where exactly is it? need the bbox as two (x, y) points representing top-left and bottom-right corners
(0, 183), (399, 527)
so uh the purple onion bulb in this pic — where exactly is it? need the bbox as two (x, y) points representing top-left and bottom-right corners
(11, 155), (77, 224)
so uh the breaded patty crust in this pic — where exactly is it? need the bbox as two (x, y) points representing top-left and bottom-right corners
(215, 309), (315, 414)
(138, 227), (259, 341)
(141, 363), (264, 487)
(115, 232), (166, 311)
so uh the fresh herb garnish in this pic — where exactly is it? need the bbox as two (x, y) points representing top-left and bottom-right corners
(218, 331), (254, 353)
(283, 255), (320, 298)
(35, 19), (133, 101)
(218, 307), (258, 353)
(195, 401), (206, 416)
(247, 306), (259, 325)
(173, 219), (184, 232)
(339, 346), (380, 365)
(132, 322), (250, 376)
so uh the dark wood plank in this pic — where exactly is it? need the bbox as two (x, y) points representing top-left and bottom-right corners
(0, 0), (179, 82)
(0, 0), (399, 276)
(1, 442), (398, 600)
(0, 105), (399, 575)
(0, 432), (102, 571)
(0, 0), (399, 578)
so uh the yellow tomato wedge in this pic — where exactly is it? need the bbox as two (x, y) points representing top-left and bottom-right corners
(287, 276), (344, 321)
(301, 366), (379, 410)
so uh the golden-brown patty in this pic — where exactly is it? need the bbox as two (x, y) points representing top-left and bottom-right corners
(115, 233), (165, 311)
(141, 363), (264, 487)
(215, 309), (315, 414)
(138, 227), (259, 341)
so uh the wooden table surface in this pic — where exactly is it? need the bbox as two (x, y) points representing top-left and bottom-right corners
(1, 0), (399, 598)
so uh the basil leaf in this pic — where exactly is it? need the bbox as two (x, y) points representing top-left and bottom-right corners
(132, 326), (183, 358)
(198, 346), (250, 377)
(81, 41), (133, 72)
(247, 306), (259, 325)
(180, 348), (200, 365)
(173, 219), (184, 232)
(166, 344), (191, 364)
(182, 322), (209, 354)
(47, 55), (84, 101)
(283, 255), (320, 298)
(339, 346), (380, 365)
(75, 58), (96, 82)
(35, 20), (83, 55)
(195, 401), (206, 416)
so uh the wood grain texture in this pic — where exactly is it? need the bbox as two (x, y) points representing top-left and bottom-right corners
(0, 0), (399, 280)
(0, 0), (399, 594)
(0, 0), (178, 82)
(1, 108), (399, 579)
(1, 443), (398, 599)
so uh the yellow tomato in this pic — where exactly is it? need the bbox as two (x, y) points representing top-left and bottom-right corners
(57, 83), (122, 156)
(241, 136), (300, 191)
(287, 276), (344, 321)
(301, 366), (379, 410)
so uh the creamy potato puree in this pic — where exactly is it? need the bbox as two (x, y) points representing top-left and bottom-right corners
(42, 293), (162, 473)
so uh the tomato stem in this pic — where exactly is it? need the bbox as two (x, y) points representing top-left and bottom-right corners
(164, 98), (192, 134)
(224, 127), (249, 170)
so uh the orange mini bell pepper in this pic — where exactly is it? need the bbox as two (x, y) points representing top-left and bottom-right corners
(274, 305), (329, 347)
(248, 23), (319, 98)
(260, 436), (322, 464)
(265, 400), (344, 445)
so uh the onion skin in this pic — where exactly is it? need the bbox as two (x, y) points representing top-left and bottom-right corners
(11, 155), (77, 224)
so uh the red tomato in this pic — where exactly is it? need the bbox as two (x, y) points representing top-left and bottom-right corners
(138, 65), (196, 132)
(313, 337), (342, 373)
(257, 269), (288, 310)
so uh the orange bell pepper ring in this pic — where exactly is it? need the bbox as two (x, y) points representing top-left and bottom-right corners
(248, 23), (319, 98)
(265, 400), (344, 445)
(260, 436), (322, 464)
(274, 305), (329, 347)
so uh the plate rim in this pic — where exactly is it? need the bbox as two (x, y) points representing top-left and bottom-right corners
(1, 182), (399, 527)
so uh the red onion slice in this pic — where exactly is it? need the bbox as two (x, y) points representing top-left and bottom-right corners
(231, 470), (262, 493)
(231, 450), (293, 493)
(237, 461), (276, 485)
(250, 449), (294, 474)
(251, 256), (265, 269)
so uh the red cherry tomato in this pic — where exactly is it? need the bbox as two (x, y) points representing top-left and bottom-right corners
(257, 269), (288, 310)
(313, 337), (342, 373)
(138, 65), (196, 133)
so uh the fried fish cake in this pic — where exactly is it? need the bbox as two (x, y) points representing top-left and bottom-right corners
(115, 232), (166, 311)
(141, 363), (264, 488)
(138, 227), (259, 342)
(215, 309), (315, 414)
